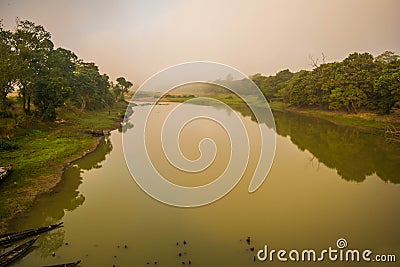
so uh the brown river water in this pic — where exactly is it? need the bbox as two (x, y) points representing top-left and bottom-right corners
(5, 102), (400, 266)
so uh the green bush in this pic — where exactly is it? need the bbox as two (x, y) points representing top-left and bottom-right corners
(0, 139), (19, 151)
(0, 111), (12, 118)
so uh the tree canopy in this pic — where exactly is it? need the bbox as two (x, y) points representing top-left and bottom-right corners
(0, 19), (132, 120)
(251, 51), (400, 114)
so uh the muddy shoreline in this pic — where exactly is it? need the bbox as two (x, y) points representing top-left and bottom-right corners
(0, 135), (104, 233)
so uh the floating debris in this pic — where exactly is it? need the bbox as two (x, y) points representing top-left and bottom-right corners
(43, 260), (81, 267)
(246, 236), (251, 245)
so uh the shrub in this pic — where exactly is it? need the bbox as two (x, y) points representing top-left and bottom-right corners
(0, 139), (19, 151)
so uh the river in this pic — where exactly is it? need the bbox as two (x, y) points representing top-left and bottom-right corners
(6, 102), (400, 266)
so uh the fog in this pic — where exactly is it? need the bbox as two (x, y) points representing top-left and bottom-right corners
(1, 0), (399, 84)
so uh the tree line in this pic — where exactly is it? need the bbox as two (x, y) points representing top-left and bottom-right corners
(251, 51), (400, 114)
(0, 19), (133, 120)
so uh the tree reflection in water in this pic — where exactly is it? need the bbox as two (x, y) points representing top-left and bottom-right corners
(233, 102), (399, 184)
(8, 136), (113, 257)
(171, 100), (399, 184)
(272, 111), (400, 183)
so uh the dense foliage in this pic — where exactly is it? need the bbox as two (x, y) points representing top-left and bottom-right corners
(0, 139), (18, 151)
(251, 51), (400, 114)
(0, 19), (133, 120)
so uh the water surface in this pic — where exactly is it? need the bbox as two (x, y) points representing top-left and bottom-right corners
(7, 102), (400, 266)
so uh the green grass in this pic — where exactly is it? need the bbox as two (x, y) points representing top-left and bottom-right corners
(279, 107), (398, 130)
(161, 94), (266, 106)
(313, 112), (384, 129)
(59, 105), (125, 130)
(0, 101), (128, 221)
(161, 95), (399, 130)
(268, 101), (287, 111)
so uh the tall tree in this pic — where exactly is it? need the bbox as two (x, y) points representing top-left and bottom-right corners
(32, 77), (65, 120)
(374, 59), (400, 114)
(0, 19), (125, 120)
(110, 81), (122, 101)
(375, 51), (400, 64)
(115, 76), (133, 101)
(0, 21), (17, 111)
(72, 62), (113, 111)
(13, 19), (54, 114)
(32, 48), (77, 120)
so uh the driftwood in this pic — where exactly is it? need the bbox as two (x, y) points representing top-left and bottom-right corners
(385, 125), (400, 141)
(43, 260), (81, 267)
(0, 165), (12, 184)
(86, 129), (109, 136)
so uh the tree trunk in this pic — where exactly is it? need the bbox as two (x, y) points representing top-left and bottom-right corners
(0, 92), (7, 111)
(27, 94), (31, 114)
(22, 90), (26, 113)
(80, 96), (86, 112)
(345, 103), (351, 113)
(351, 100), (358, 114)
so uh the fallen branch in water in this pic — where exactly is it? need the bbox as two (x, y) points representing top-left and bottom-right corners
(385, 125), (400, 142)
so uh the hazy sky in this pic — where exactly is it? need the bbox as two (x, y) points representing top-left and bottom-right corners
(1, 0), (399, 85)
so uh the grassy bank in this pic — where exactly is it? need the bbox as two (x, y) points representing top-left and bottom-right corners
(268, 102), (400, 130)
(0, 101), (128, 230)
(160, 94), (246, 105)
(161, 94), (400, 131)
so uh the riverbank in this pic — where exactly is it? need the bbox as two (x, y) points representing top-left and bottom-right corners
(160, 95), (400, 131)
(0, 101), (128, 232)
(269, 102), (400, 131)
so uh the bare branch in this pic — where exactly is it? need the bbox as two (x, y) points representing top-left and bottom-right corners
(309, 55), (319, 69)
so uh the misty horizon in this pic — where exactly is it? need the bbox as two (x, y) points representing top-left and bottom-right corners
(1, 0), (399, 85)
